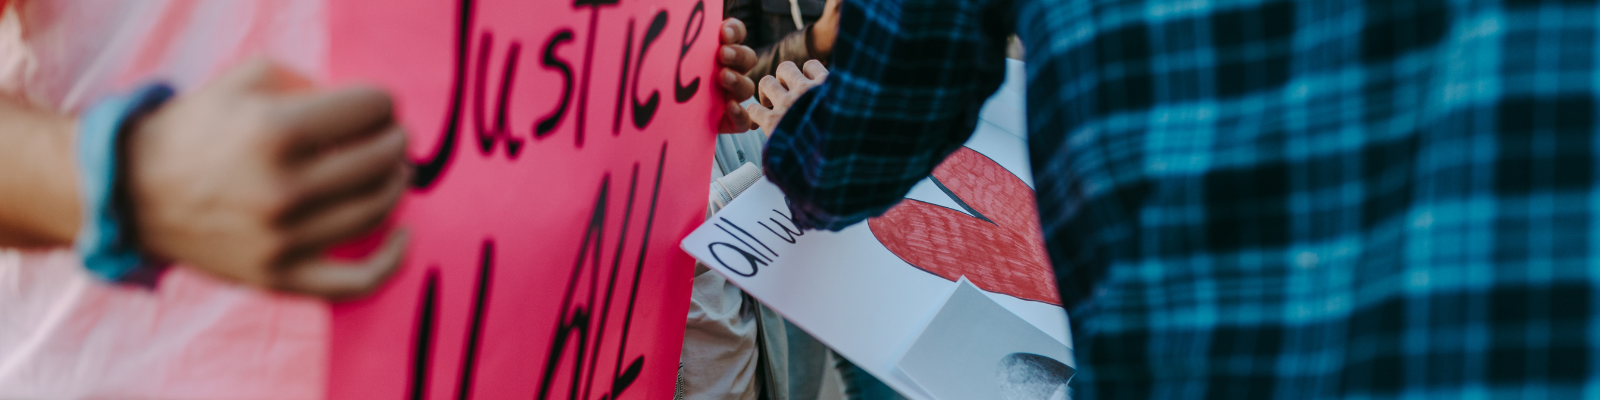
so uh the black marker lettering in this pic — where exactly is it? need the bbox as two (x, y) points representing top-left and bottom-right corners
(674, 1), (705, 103)
(709, 242), (764, 277)
(572, 0), (621, 147)
(775, 211), (804, 230)
(471, 32), (525, 158)
(582, 162), (639, 400)
(773, 207), (798, 224)
(494, 42), (523, 157)
(715, 224), (771, 263)
(455, 241), (495, 400)
(413, 0), (704, 184)
(610, 143), (671, 399)
(535, 29), (575, 138)
(534, 143), (669, 399)
(630, 11), (667, 129)
(720, 217), (776, 258)
(536, 173), (605, 399)
(409, 269), (441, 400)
(612, 19), (634, 135)
(758, 219), (802, 243)
(761, 209), (805, 243)
(471, 32), (495, 155)
(411, 0), (476, 189)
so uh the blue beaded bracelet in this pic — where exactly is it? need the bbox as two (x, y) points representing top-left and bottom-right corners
(74, 83), (174, 286)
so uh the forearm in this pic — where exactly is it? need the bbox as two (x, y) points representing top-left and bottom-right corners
(760, 0), (1008, 231)
(0, 94), (80, 247)
(762, 84), (972, 231)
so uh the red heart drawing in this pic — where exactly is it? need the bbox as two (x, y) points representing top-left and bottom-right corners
(868, 147), (1061, 305)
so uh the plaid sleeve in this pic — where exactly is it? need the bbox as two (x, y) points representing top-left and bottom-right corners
(760, 0), (1011, 231)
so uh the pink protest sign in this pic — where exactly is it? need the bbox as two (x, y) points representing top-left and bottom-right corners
(325, 0), (722, 398)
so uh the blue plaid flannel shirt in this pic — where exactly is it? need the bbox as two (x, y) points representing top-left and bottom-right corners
(763, 0), (1600, 398)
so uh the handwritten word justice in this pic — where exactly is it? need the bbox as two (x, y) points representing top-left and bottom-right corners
(410, 0), (708, 189)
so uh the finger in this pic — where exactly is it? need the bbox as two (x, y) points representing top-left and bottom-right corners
(721, 18), (747, 45)
(278, 138), (403, 230)
(278, 229), (409, 300)
(802, 59), (830, 82)
(286, 163), (408, 250)
(720, 100), (751, 134)
(719, 117), (743, 135)
(745, 102), (780, 132)
(718, 44), (758, 74)
(774, 61), (807, 90)
(759, 75), (788, 109)
(278, 86), (397, 156)
(720, 69), (756, 101)
(296, 126), (408, 198)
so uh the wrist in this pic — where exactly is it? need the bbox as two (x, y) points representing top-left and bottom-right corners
(75, 82), (175, 285)
(117, 103), (170, 261)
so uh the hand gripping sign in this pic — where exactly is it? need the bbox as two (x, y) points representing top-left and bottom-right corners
(325, 0), (722, 398)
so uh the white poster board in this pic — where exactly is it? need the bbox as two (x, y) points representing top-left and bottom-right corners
(680, 60), (1073, 399)
(900, 279), (1074, 400)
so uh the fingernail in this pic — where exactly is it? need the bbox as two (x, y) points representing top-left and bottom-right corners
(723, 70), (737, 85)
(724, 26), (735, 39)
(722, 47), (735, 61)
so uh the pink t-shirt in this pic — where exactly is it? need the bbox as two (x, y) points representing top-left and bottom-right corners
(0, 1), (329, 398)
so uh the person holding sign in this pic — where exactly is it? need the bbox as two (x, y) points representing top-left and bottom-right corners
(0, 2), (408, 396)
(754, 0), (1600, 398)
(0, 58), (413, 296)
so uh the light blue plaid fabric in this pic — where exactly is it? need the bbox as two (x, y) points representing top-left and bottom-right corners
(763, 0), (1600, 398)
